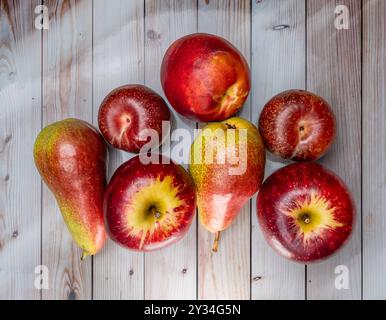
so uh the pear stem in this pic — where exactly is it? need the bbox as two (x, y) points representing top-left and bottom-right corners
(80, 251), (90, 261)
(212, 231), (221, 252)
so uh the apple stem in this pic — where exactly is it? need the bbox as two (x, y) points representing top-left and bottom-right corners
(212, 231), (221, 252)
(149, 206), (161, 219)
(302, 213), (311, 224)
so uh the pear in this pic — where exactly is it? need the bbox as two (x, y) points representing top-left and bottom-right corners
(34, 119), (108, 258)
(189, 117), (265, 251)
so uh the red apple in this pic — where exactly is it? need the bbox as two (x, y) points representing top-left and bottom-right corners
(257, 163), (354, 262)
(104, 155), (196, 251)
(98, 84), (170, 153)
(258, 89), (336, 161)
(161, 33), (250, 122)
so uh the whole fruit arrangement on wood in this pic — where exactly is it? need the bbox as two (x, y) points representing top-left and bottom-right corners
(33, 32), (354, 265)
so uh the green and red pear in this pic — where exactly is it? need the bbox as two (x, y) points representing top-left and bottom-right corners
(189, 117), (265, 251)
(34, 118), (108, 259)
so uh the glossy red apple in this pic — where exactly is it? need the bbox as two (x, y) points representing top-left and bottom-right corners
(104, 155), (196, 251)
(161, 33), (250, 122)
(98, 84), (170, 153)
(258, 90), (336, 161)
(257, 163), (354, 262)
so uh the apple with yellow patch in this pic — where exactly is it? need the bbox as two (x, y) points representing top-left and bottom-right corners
(257, 163), (354, 262)
(104, 155), (196, 251)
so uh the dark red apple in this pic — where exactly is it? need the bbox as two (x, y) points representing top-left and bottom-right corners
(104, 155), (196, 251)
(257, 163), (354, 262)
(98, 84), (170, 153)
(258, 90), (336, 161)
(161, 33), (250, 122)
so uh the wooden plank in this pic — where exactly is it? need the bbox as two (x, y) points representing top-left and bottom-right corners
(306, 0), (361, 299)
(143, 0), (197, 300)
(0, 0), (42, 300)
(251, 0), (306, 300)
(92, 0), (144, 300)
(42, 0), (93, 300)
(197, 0), (251, 300)
(363, 0), (386, 299)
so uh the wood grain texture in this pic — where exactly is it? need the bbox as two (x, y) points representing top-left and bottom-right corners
(251, 0), (306, 300)
(197, 0), (251, 300)
(363, 0), (386, 299)
(92, 0), (145, 299)
(0, 0), (42, 300)
(306, 0), (361, 299)
(143, 0), (197, 300)
(42, 0), (93, 300)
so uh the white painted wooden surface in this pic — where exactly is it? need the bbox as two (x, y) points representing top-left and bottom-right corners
(1, 0), (386, 300)
(197, 0), (251, 300)
(251, 0), (306, 300)
(363, 0), (386, 300)
(306, 0), (362, 300)
(92, 0), (145, 300)
(42, 0), (93, 300)
(144, 0), (197, 300)
(0, 0), (42, 300)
